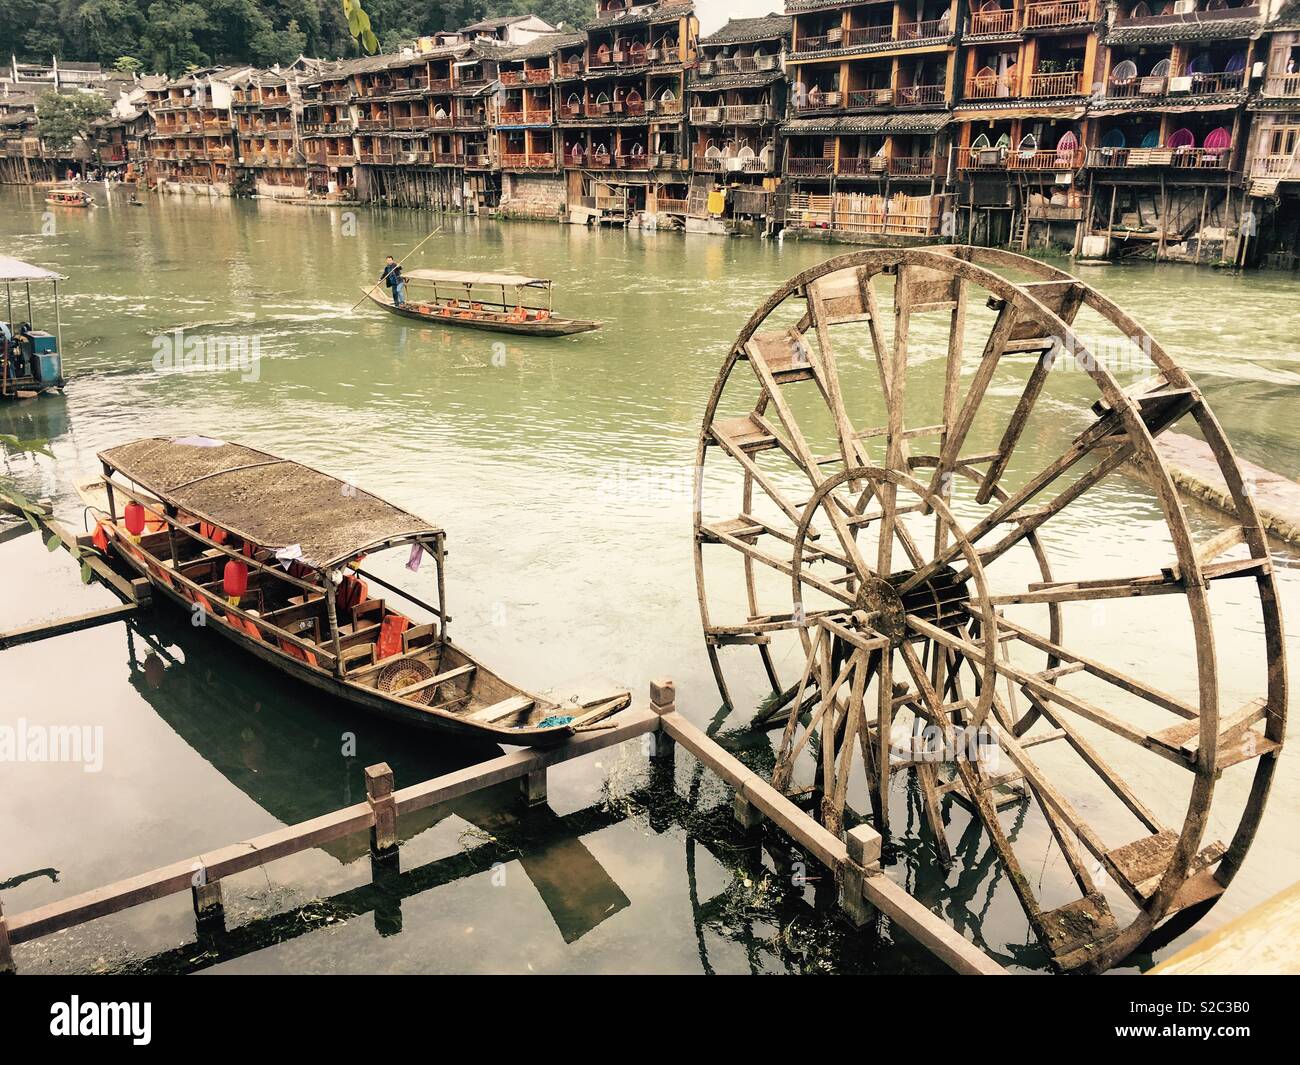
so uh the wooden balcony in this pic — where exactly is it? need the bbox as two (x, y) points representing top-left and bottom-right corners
(1026, 71), (1085, 97)
(526, 68), (553, 84)
(697, 54), (780, 76)
(656, 197), (689, 214)
(793, 91), (843, 113)
(965, 75), (1016, 100)
(958, 145), (1086, 170)
(787, 156), (835, 176)
(688, 104), (774, 124)
(1023, 0), (1096, 29)
(1085, 146), (1230, 169)
(500, 152), (556, 168)
(1264, 73), (1300, 98)
(847, 84), (944, 108)
(969, 7), (1019, 33)
(1252, 153), (1300, 180)
(615, 153), (650, 168)
(428, 78), (453, 94)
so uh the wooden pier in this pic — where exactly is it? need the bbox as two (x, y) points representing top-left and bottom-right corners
(0, 680), (1005, 976)
(1149, 880), (1300, 975)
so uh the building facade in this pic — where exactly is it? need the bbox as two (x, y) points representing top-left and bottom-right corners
(10, 3), (1300, 264)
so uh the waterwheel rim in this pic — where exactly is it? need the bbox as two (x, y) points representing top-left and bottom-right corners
(691, 246), (1286, 972)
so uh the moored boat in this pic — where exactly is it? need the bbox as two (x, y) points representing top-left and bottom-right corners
(363, 269), (600, 337)
(1, 255), (66, 400)
(79, 436), (629, 746)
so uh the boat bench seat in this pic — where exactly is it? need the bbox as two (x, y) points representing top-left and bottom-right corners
(339, 622), (381, 649)
(402, 623), (438, 653)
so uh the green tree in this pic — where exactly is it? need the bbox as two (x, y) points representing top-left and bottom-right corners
(35, 90), (112, 151)
(112, 55), (145, 73)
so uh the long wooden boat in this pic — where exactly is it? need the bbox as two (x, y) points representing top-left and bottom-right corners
(79, 437), (629, 746)
(45, 186), (92, 208)
(363, 268), (599, 337)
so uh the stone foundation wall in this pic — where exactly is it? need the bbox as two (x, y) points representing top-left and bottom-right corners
(498, 172), (566, 220)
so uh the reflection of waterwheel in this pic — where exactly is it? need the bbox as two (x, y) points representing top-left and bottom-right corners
(692, 246), (1286, 971)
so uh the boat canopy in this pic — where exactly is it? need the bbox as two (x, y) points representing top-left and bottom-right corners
(99, 437), (441, 569)
(404, 268), (550, 289)
(0, 256), (66, 284)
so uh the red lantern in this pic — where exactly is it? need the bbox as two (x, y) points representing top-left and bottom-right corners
(124, 501), (146, 536)
(223, 559), (249, 602)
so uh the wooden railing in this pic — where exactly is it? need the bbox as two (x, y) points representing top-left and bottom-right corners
(793, 91), (842, 112)
(689, 104), (773, 123)
(616, 153), (650, 168)
(1264, 73), (1300, 98)
(897, 84), (945, 107)
(1027, 71), (1084, 97)
(500, 152), (556, 168)
(698, 54), (780, 76)
(965, 75), (1015, 99)
(957, 145), (1086, 169)
(656, 197), (689, 214)
(787, 156), (835, 176)
(1253, 153), (1300, 179)
(526, 68), (553, 84)
(969, 7), (1019, 33)
(1085, 145), (1230, 169)
(1023, 0), (1096, 28)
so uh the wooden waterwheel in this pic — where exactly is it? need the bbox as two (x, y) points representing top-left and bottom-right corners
(692, 246), (1286, 972)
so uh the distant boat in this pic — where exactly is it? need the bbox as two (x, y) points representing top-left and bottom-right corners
(364, 268), (600, 337)
(79, 436), (629, 746)
(45, 186), (92, 208)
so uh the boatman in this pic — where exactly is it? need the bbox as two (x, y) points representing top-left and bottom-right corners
(380, 256), (406, 307)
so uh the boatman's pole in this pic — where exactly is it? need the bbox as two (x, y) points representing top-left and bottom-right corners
(351, 224), (443, 312)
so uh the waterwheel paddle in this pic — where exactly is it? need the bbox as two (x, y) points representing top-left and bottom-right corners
(692, 246), (1286, 972)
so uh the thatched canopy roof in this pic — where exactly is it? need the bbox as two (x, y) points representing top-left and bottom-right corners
(99, 437), (440, 569)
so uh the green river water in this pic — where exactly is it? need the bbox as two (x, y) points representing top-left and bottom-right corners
(1, 185), (1297, 974)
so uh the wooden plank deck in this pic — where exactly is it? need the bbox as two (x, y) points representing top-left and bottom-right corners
(1149, 880), (1300, 974)
(1152, 431), (1300, 546)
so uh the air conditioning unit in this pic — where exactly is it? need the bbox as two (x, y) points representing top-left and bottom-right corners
(1168, 75), (1193, 93)
(697, 60), (715, 75)
(645, 99), (658, 113)
(827, 27), (843, 42)
(1173, 0), (1194, 11)
(705, 107), (722, 122)
(726, 157), (744, 171)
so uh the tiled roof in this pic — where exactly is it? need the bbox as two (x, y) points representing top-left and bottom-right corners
(782, 112), (948, 134)
(1103, 15), (1262, 46)
(583, 2), (695, 32)
(688, 70), (784, 91)
(700, 15), (790, 46)
(500, 31), (586, 60)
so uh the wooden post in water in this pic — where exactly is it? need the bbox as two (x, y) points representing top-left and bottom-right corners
(191, 876), (224, 927)
(366, 762), (398, 859)
(0, 897), (14, 974)
(840, 824), (883, 927)
(648, 678), (676, 764)
(520, 769), (547, 807)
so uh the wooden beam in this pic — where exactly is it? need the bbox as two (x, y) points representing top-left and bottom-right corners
(0, 602), (138, 649)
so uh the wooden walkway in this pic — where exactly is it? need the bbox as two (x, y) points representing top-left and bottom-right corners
(1154, 431), (1300, 546)
(1149, 880), (1300, 975)
(0, 681), (1005, 976)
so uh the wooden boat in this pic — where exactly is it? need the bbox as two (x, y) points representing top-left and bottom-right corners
(79, 436), (629, 746)
(363, 269), (600, 337)
(2, 255), (66, 400)
(45, 186), (92, 208)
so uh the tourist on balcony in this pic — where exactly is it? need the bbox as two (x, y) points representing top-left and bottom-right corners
(381, 256), (406, 307)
